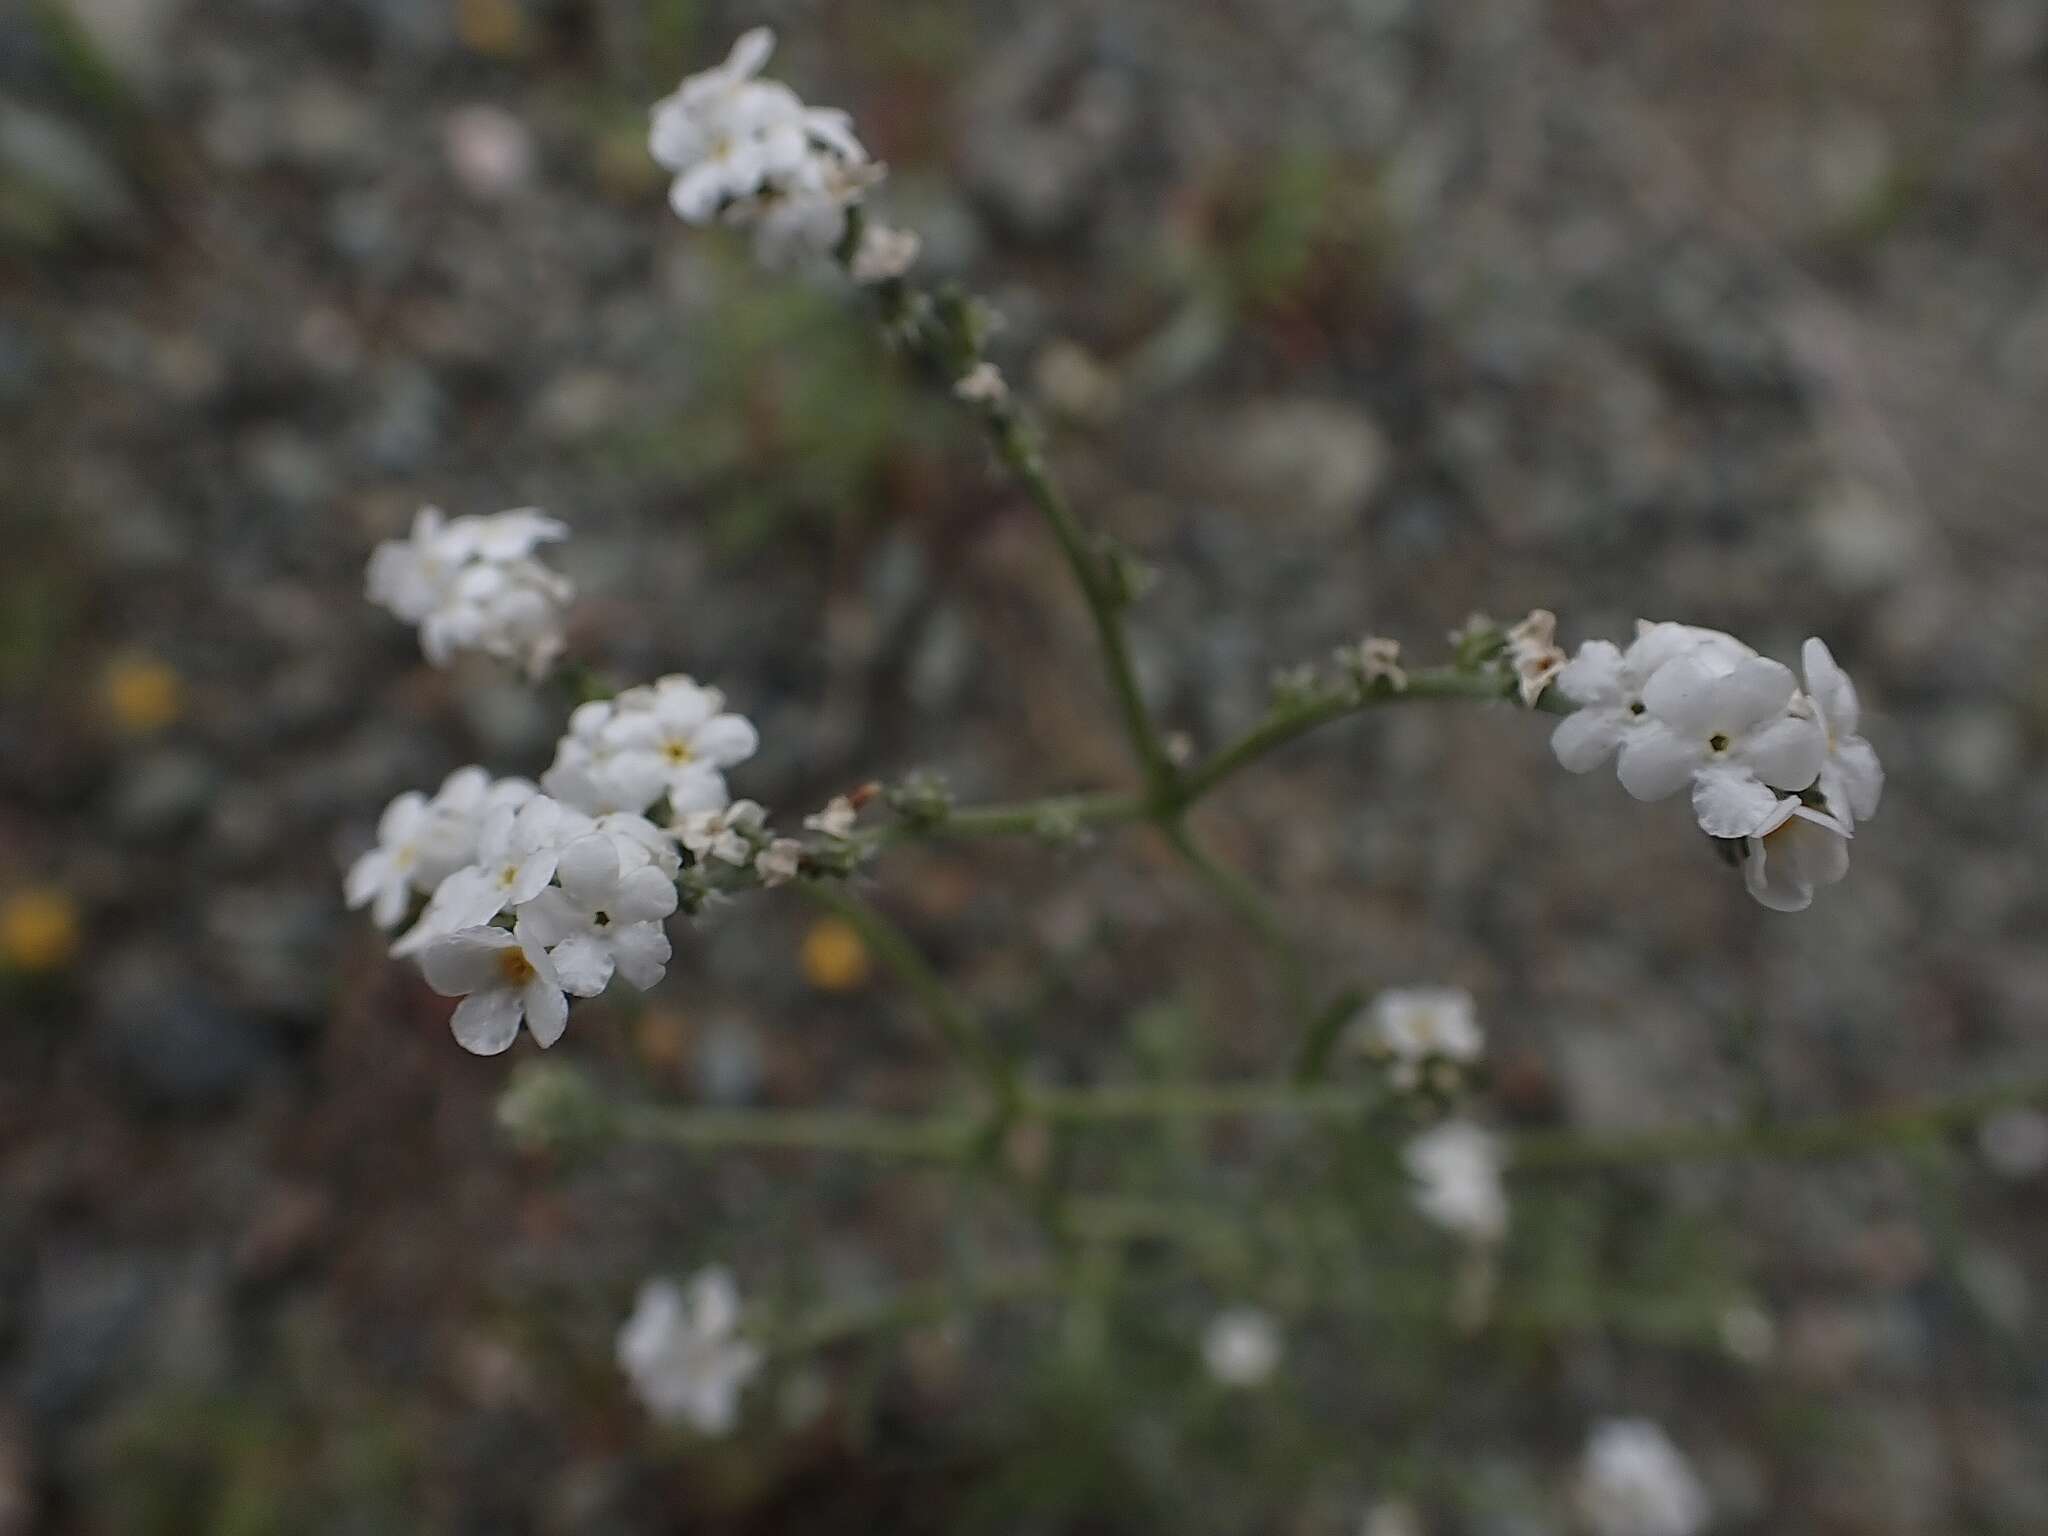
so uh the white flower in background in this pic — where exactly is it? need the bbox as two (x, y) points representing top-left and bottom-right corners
(1801, 638), (1883, 824)
(599, 676), (758, 816)
(516, 833), (677, 996)
(1504, 609), (1566, 707)
(850, 220), (920, 283)
(1550, 623), (1754, 774)
(1403, 1120), (1508, 1243)
(1367, 986), (1482, 1089)
(366, 506), (573, 677)
(650, 28), (875, 264)
(617, 1268), (763, 1434)
(1979, 1107), (2048, 1179)
(804, 794), (859, 839)
(755, 838), (803, 887)
(1616, 652), (1826, 838)
(421, 923), (570, 1055)
(1201, 1307), (1282, 1388)
(1576, 1418), (1710, 1536)
(391, 795), (587, 956)
(677, 800), (769, 866)
(953, 361), (1009, 405)
(345, 768), (540, 928)
(1740, 801), (1851, 912)
(345, 789), (437, 929)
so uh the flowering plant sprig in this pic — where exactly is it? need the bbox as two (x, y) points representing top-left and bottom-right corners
(333, 29), (1952, 1482)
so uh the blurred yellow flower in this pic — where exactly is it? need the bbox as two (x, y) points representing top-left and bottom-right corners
(800, 917), (871, 993)
(1, 887), (80, 975)
(103, 656), (183, 734)
(456, 0), (529, 58)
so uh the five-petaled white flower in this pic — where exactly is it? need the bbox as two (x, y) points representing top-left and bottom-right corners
(516, 833), (678, 997)
(1202, 1307), (1282, 1388)
(1367, 987), (1483, 1090)
(543, 698), (667, 817)
(616, 1268), (763, 1435)
(1576, 1418), (1710, 1536)
(1550, 622), (1755, 775)
(1617, 651), (1826, 838)
(600, 676), (758, 817)
(392, 795), (586, 956)
(421, 922), (571, 1055)
(1403, 1120), (1508, 1243)
(344, 768), (537, 929)
(1801, 638), (1883, 825)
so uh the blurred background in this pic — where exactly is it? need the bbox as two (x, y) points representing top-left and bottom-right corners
(5, 0), (2048, 1530)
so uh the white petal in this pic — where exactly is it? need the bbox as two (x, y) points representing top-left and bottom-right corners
(513, 887), (583, 949)
(451, 989), (525, 1055)
(1801, 637), (1858, 734)
(522, 979), (569, 1047)
(1691, 766), (1788, 839)
(611, 865), (680, 924)
(1738, 711), (1827, 791)
(1716, 657), (1801, 729)
(1830, 737), (1884, 821)
(726, 25), (775, 78)
(608, 923), (673, 991)
(691, 713), (759, 768)
(549, 933), (616, 998)
(1555, 640), (1626, 706)
(555, 834), (622, 909)
(668, 767), (731, 816)
(345, 849), (392, 911)
(690, 1267), (742, 1335)
(421, 925), (517, 995)
(1550, 707), (1628, 773)
(377, 791), (429, 845)
(1615, 724), (1704, 802)
(505, 851), (560, 908)
(1742, 838), (1814, 912)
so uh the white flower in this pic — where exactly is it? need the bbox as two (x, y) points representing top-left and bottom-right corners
(616, 1268), (763, 1435)
(754, 838), (803, 887)
(1801, 638), (1883, 824)
(1504, 609), (1566, 707)
(345, 790), (435, 930)
(677, 800), (769, 866)
(1617, 651), (1826, 838)
(1403, 1120), (1508, 1243)
(392, 795), (587, 956)
(366, 506), (573, 677)
(1576, 1419), (1710, 1536)
(1202, 1307), (1282, 1388)
(650, 28), (875, 265)
(516, 833), (677, 997)
(421, 923), (570, 1055)
(804, 794), (858, 838)
(850, 220), (920, 283)
(596, 811), (683, 880)
(600, 675), (758, 816)
(1366, 987), (1482, 1090)
(1740, 801), (1851, 912)
(1550, 622), (1754, 775)
(543, 699), (668, 816)
(953, 361), (1008, 405)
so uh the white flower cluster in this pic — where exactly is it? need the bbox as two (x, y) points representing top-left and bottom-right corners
(650, 27), (884, 269)
(1403, 1119), (1509, 1244)
(616, 1268), (763, 1435)
(1549, 623), (1883, 912)
(1576, 1418), (1710, 1536)
(1363, 986), (1483, 1093)
(542, 675), (759, 819)
(1202, 1306), (1283, 1389)
(366, 506), (573, 677)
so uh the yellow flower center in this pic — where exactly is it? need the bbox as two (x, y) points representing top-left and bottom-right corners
(663, 740), (696, 767)
(497, 947), (537, 987)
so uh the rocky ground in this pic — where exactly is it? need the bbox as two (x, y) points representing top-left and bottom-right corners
(4, 0), (2048, 1531)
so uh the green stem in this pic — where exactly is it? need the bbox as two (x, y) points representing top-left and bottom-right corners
(765, 1265), (1073, 1357)
(1291, 988), (1367, 1084)
(616, 1104), (970, 1159)
(1158, 819), (1315, 1025)
(862, 790), (1149, 851)
(1176, 667), (1574, 806)
(796, 881), (1021, 1119)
